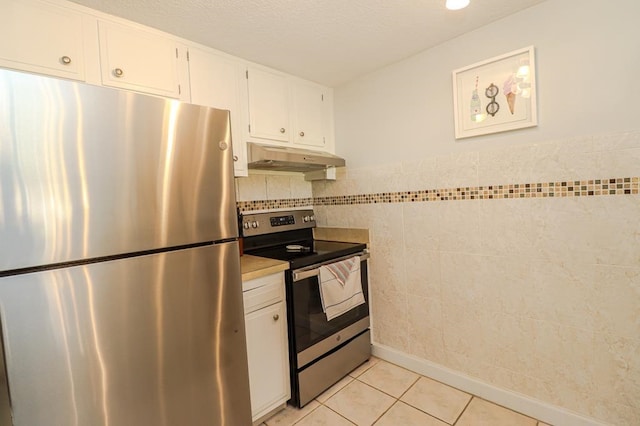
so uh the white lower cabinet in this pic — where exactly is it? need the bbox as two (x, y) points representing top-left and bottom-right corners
(242, 272), (290, 423)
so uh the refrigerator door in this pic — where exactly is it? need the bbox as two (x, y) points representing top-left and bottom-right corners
(0, 243), (251, 426)
(0, 68), (238, 272)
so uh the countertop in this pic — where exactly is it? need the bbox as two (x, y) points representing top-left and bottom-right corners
(240, 254), (289, 282)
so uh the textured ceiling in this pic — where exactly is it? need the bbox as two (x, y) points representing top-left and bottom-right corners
(68, 0), (547, 87)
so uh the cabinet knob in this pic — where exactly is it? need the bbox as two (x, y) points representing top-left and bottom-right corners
(60, 56), (72, 65)
(279, 128), (286, 134)
(273, 314), (279, 321)
(299, 131), (305, 137)
(113, 68), (124, 78)
(233, 155), (238, 162)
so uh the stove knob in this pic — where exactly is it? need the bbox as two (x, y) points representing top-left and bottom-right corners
(251, 221), (259, 228)
(310, 215), (315, 222)
(243, 222), (250, 229)
(303, 215), (310, 222)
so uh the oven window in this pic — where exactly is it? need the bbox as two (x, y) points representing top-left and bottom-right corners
(288, 262), (369, 354)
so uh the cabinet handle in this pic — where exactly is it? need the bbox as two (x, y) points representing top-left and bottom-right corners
(279, 128), (286, 134)
(273, 314), (279, 321)
(233, 155), (238, 162)
(113, 68), (124, 78)
(299, 131), (305, 137)
(60, 56), (72, 65)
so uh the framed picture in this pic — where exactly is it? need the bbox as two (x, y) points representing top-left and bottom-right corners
(452, 46), (537, 139)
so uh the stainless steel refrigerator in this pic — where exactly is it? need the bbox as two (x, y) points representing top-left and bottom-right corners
(0, 68), (251, 425)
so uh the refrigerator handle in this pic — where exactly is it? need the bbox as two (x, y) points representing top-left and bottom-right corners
(0, 316), (13, 425)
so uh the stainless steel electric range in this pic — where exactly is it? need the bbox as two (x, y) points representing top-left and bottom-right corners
(241, 209), (371, 407)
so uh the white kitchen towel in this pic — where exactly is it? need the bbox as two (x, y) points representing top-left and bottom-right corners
(318, 256), (365, 321)
(325, 256), (358, 286)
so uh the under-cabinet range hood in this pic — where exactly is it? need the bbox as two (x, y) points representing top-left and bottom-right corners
(247, 142), (345, 172)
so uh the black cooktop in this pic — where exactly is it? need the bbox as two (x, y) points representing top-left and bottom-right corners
(246, 239), (366, 269)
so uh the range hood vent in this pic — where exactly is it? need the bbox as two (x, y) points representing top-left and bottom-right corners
(246, 142), (345, 172)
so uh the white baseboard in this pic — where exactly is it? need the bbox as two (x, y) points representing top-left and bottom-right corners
(372, 343), (607, 426)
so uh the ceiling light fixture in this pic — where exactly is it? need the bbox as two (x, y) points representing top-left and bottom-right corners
(446, 0), (470, 10)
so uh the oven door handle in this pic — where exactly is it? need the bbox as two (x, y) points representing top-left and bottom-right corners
(292, 250), (369, 282)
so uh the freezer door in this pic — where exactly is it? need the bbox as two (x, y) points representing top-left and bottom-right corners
(0, 68), (238, 271)
(0, 243), (251, 426)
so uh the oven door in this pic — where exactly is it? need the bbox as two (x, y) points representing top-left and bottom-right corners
(288, 252), (370, 369)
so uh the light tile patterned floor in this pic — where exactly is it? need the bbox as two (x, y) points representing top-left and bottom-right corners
(263, 357), (551, 426)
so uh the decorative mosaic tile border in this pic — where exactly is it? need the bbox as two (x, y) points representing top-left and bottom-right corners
(237, 177), (639, 212)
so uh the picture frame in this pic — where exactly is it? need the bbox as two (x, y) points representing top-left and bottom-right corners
(452, 46), (537, 139)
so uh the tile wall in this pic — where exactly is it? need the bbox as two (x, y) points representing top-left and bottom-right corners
(235, 173), (313, 210)
(235, 130), (640, 426)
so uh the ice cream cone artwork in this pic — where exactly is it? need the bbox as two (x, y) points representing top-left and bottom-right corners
(503, 74), (517, 115)
(506, 92), (516, 115)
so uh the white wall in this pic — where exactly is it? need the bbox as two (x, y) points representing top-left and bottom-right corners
(320, 1), (640, 424)
(334, 0), (640, 168)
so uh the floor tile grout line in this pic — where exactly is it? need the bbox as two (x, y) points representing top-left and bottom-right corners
(334, 378), (399, 425)
(369, 394), (398, 425)
(395, 374), (421, 400)
(354, 375), (417, 401)
(471, 395), (540, 424)
(390, 399), (456, 426)
(402, 402), (456, 426)
(351, 375), (425, 426)
(356, 370), (463, 425)
(290, 402), (321, 425)
(335, 372), (461, 426)
(322, 404), (357, 425)
(327, 369), (450, 425)
(451, 395), (474, 425)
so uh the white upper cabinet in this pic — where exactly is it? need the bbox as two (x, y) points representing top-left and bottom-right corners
(247, 66), (291, 143)
(1, 0), (336, 157)
(246, 66), (331, 151)
(98, 21), (186, 99)
(188, 47), (248, 176)
(292, 80), (326, 148)
(0, 0), (86, 81)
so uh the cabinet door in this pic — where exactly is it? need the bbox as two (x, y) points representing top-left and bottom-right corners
(247, 67), (290, 143)
(292, 81), (326, 148)
(0, 1), (85, 80)
(98, 21), (181, 98)
(244, 301), (290, 420)
(189, 48), (247, 176)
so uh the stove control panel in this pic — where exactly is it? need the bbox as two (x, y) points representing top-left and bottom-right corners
(271, 215), (295, 226)
(240, 209), (316, 237)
